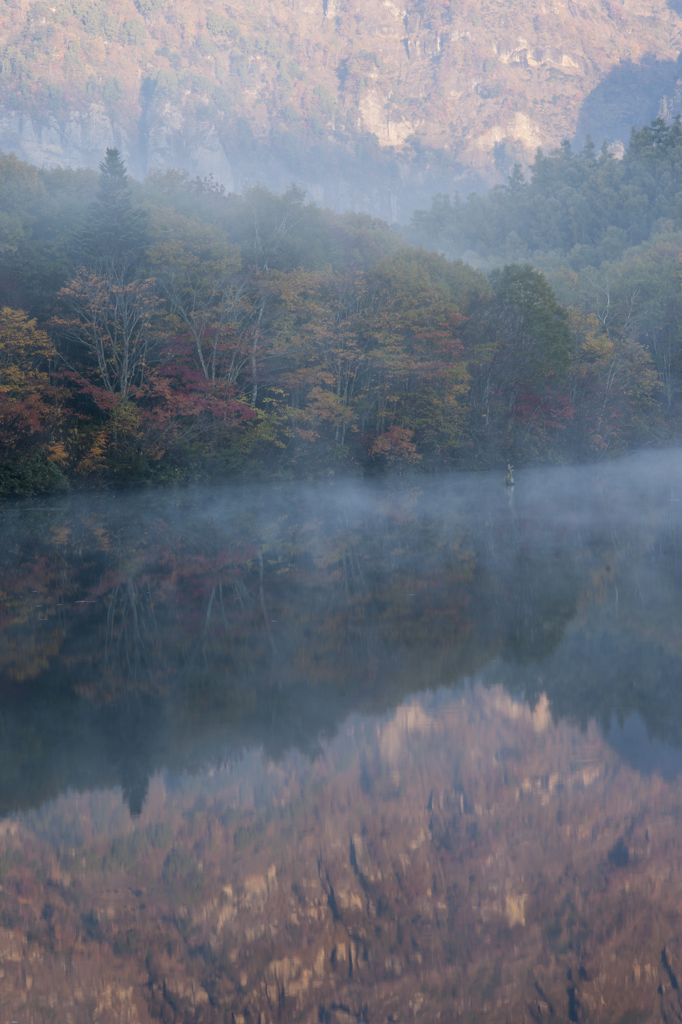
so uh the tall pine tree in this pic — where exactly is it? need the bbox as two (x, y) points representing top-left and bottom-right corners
(80, 148), (148, 271)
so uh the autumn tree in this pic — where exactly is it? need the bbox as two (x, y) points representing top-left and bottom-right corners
(0, 307), (67, 493)
(272, 250), (477, 471)
(363, 250), (473, 465)
(567, 307), (660, 457)
(150, 218), (251, 387)
(590, 243), (682, 413)
(57, 266), (162, 404)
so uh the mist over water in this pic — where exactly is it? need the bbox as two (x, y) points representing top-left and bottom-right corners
(2, 447), (682, 812)
(2, 449), (682, 1022)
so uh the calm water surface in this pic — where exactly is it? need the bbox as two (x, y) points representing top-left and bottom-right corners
(1, 450), (682, 1023)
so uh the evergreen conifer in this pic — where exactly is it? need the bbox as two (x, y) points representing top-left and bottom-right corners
(80, 148), (148, 271)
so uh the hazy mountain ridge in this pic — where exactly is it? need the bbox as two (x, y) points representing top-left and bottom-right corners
(1, 0), (681, 217)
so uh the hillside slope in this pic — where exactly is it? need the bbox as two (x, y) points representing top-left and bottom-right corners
(1, 0), (681, 216)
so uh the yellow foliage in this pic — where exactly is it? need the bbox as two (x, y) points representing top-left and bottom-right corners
(0, 306), (54, 397)
(47, 441), (69, 465)
(78, 428), (110, 476)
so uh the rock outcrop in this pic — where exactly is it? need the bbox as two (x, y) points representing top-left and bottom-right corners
(1, 0), (681, 216)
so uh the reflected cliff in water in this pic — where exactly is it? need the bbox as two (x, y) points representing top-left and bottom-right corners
(2, 451), (682, 1023)
(1, 448), (682, 819)
(3, 684), (682, 1023)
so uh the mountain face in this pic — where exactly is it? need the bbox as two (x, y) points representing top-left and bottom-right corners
(3, 686), (682, 1024)
(1, 0), (681, 218)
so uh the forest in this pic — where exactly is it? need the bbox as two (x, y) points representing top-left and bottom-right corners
(0, 120), (680, 494)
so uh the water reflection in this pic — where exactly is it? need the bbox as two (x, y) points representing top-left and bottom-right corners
(1, 450), (681, 815)
(2, 685), (682, 1023)
(1, 450), (682, 1021)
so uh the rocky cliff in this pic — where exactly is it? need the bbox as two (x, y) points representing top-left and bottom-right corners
(2, 685), (682, 1023)
(1, 0), (682, 217)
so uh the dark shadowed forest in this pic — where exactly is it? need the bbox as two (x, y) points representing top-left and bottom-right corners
(1, 119), (682, 494)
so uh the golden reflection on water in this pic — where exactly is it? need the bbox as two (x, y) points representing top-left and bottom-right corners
(2, 683), (682, 1024)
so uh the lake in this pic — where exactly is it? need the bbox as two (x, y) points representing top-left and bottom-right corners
(1, 449), (682, 1023)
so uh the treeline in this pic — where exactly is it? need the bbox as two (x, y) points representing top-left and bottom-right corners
(0, 141), (675, 494)
(410, 118), (682, 264)
(411, 118), (682, 419)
